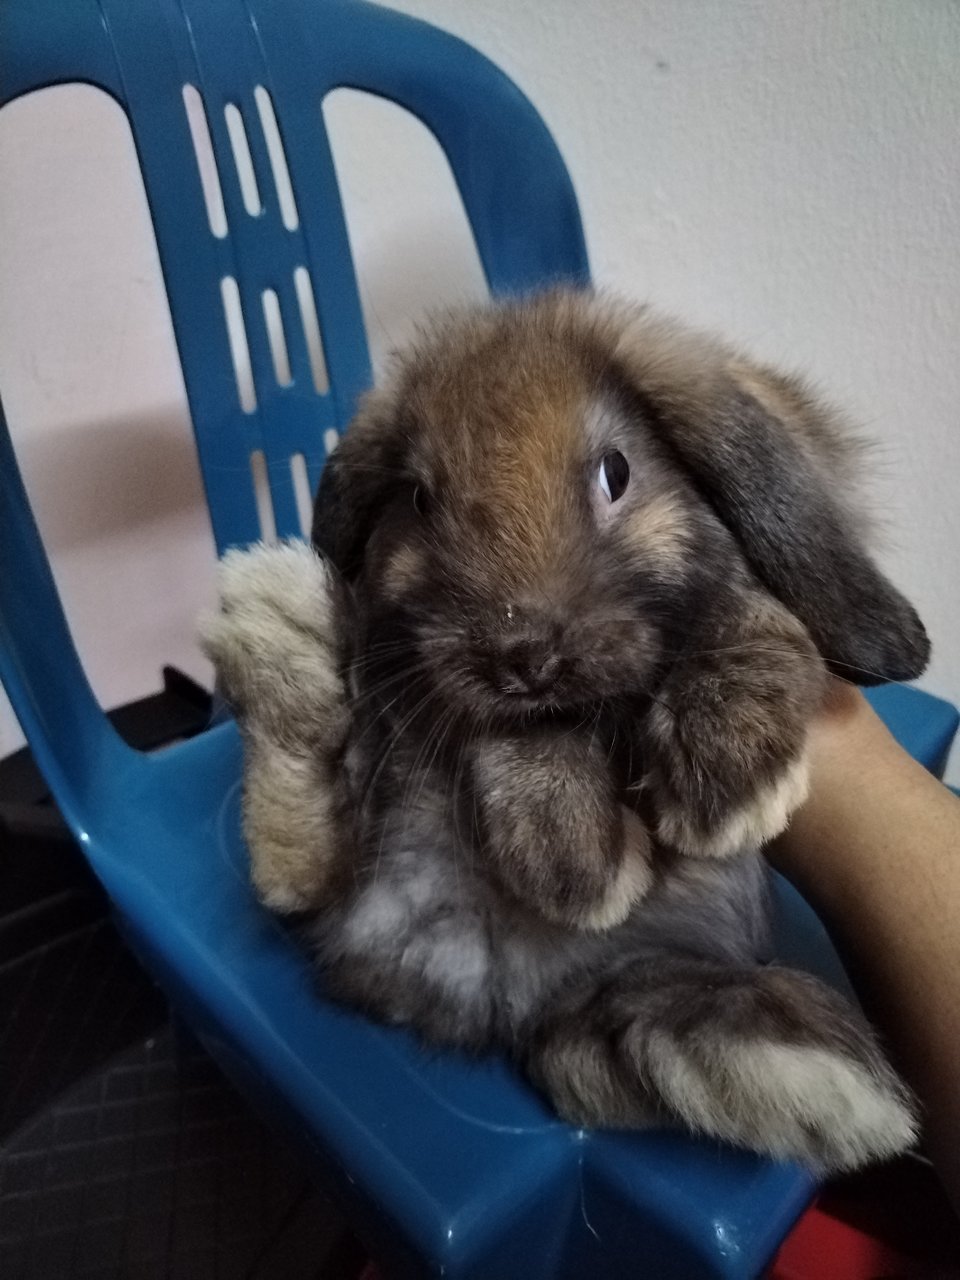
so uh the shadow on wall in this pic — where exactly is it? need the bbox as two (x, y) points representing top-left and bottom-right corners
(0, 82), (219, 754)
(0, 78), (490, 759)
(15, 407), (212, 552)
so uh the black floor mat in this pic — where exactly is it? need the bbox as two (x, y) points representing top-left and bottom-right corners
(0, 1026), (347, 1279)
(1, 676), (360, 1279)
(1, 909), (168, 1140)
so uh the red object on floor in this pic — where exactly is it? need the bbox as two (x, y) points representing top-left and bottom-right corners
(770, 1156), (960, 1279)
(770, 1203), (928, 1279)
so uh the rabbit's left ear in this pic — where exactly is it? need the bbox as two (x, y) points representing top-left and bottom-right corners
(311, 388), (405, 580)
(614, 318), (929, 684)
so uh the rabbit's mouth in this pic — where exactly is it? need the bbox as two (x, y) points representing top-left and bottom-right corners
(411, 606), (663, 725)
(484, 646), (568, 704)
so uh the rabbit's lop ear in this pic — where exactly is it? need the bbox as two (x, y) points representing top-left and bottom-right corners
(614, 315), (929, 684)
(311, 389), (403, 579)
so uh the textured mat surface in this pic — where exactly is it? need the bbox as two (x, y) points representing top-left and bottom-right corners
(1, 685), (363, 1278)
(0, 1025), (347, 1280)
(1, 910), (168, 1140)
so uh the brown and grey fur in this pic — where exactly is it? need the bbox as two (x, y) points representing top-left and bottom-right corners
(202, 289), (927, 1172)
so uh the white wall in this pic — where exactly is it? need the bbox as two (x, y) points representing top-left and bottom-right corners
(0, 86), (217, 755)
(1, 0), (958, 774)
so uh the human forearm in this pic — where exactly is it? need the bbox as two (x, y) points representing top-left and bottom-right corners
(770, 683), (960, 1204)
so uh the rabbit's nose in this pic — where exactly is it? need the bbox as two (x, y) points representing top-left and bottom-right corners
(500, 639), (565, 695)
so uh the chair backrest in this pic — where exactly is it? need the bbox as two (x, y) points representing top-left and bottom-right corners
(0, 0), (588, 812)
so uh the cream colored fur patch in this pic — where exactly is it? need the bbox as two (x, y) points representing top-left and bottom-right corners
(657, 749), (811, 859)
(574, 808), (654, 931)
(643, 1033), (917, 1171)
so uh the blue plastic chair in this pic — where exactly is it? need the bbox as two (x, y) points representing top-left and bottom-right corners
(2, 3), (957, 1276)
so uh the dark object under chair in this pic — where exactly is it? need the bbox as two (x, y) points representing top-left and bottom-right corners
(0, 670), (358, 1280)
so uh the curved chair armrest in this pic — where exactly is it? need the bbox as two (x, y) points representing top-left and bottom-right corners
(0, 403), (144, 823)
(277, 0), (591, 296)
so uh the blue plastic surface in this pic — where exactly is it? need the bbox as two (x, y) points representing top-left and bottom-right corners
(1, 4), (956, 1277)
(865, 683), (959, 778)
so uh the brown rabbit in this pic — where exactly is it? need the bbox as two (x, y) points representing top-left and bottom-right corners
(203, 288), (927, 1172)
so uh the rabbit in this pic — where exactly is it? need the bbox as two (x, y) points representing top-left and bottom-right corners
(202, 287), (929, 1172)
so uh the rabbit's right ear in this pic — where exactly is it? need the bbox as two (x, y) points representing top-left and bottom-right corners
(607, 309), (930, 685)
(311, 390), (404, 579)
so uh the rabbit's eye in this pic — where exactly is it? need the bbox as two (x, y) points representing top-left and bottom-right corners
(412, 485), (431, 516)
(598, 451), (629, 502)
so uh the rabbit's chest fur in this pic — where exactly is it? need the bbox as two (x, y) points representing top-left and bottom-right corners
(315, 722), (772, 1050)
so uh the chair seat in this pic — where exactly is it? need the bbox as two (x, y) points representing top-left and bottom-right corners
(73, 682), (956, 1279)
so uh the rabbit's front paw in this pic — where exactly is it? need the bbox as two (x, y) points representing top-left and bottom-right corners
(642, 655), (818, 857)
(474, 735), (653, 931)
(650, 725), (811, 858)
(641, 588), (826, 857)
(200, 540), (348, 743)
(573, 808), (654, 931)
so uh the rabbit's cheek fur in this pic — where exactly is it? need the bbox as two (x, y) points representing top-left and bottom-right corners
(380, 543), (426, 604)
(616, 491), (697, 582)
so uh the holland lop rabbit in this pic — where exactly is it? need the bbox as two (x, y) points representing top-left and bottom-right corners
(203, 289), (929, 1171)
